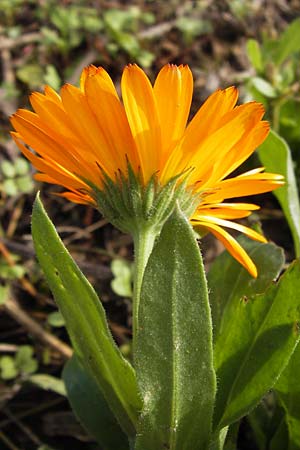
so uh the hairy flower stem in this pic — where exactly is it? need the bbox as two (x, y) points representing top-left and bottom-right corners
(132, 227), (157, 357)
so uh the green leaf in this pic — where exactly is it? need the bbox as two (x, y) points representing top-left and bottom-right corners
(208, 236), (285, 341)
(136, 50), (155, 68)
(47, 310), (65, 327)
(44, 65), (61, 91)
(117, 32), (140, 56)
(3, 178), (18, 196)
(275, 343), (300, 449)
(251, 77), (277, 98)
(111, 259), (133, 297)
(213, 260), (300, 430)
(274, 18), (300, 65)
(104, 8), (135, 32)
(135, 206), (216, 449)
(15, 345), (38, 375)
(0, 355), (18, 380)
(16, 64), (44, 89)
(63, 355), (128, 450)
(14, 157), (29, 176)
(176, 16), (212, 44)
(280, 100), (300, 142)
(0, 260), (26, 280)
(16, 175), (34, 193)
(246, 39), (263, 72)
(31, 193), (141, 437)
(28, 374), (66, 396)
(1, 160), (16, 178)
(0, 284), (9, 305)
(257, 130), (300, 257)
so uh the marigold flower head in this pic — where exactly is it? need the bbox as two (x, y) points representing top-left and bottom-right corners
(10, 64), (283, 277)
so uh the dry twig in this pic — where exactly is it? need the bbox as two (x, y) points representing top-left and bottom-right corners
(3, 296), (72, 359)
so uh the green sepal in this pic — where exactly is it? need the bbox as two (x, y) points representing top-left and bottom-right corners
(135, 205), (216, 449)
(31, 193), (141, 437)
(89, 162), (197, 237)
(63, 354), (129, 450)
(142, 175), (156, 218)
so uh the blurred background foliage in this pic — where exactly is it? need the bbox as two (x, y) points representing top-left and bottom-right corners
(0, 1), (300, 449)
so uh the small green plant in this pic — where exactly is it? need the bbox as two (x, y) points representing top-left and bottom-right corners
(44, 5), (103, 54)
(245, 18), (300, 257)
(0, 345), (38, 380)
(0, 157), (34, 197)
(0, 253), (26, 280)
(246, 18), (300, 180)
(111, 258), (133, 298)
(103, 7), (155, 67)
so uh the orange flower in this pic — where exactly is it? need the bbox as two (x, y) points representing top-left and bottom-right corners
(10, 64), (283, 277)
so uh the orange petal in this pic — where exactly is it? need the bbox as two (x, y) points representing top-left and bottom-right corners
(11, 113), (86, 175)
(154, 64), (193, 164)
(44, 85), (62, 106)
(60, 84), (118, 178)
(162, 102), (265, 184)
(84, 69), (138, 174)
(80, 65), (98, 91)
(30, 92), (84, 143)
(121, 64), (161, 183)
(196, 221), (258, 277)
(11, 132), (91, 191)
(204, 174), (284, 203)
(202, 121), (270, 187)
(188, 103), (266, 184)
(195, 202), (260, 220)
(54, 190), (95, 205)
(182, 86), (239, 148)
(192, 214), (267, 243)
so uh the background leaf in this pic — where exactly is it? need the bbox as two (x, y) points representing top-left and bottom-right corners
(251, 77), (277, 98)
(28, 374), (66, 396)
(246, 39), (263, 72)
(273, 18), (300, 65)
(257, 130), (300, 257)
(111, 259), (133, 297)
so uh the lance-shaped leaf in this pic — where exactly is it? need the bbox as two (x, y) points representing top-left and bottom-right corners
(63, 354), (129, 450)
(213, 260), (300, 430)
(275, 342), (300, 449)
(135, 206), (216, 450)
(208, 236), (285, 342)
(31, 193), (141, 437)
(273, 17), (300, 65)
(257, 130), (300, 257)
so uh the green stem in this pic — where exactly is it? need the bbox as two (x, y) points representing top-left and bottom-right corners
(132, 227), (157, 356)
(272, 102), (281, 133)
(272, 96), (286, 134)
